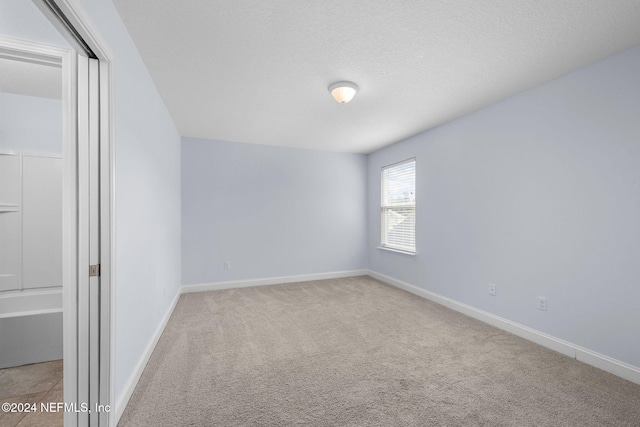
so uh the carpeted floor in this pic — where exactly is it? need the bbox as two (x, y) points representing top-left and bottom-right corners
(119, 276), (640, 426)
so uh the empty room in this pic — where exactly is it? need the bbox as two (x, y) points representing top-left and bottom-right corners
(1, 1), (640, 426)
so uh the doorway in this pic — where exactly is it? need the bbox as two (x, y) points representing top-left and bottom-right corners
(0, 0), (113, 425)
(0, 42), (64, 427)
(0, 49), (64, 365)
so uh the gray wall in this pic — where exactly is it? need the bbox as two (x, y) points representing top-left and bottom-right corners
(0, 0), (68, 47)
(77, 0), (182, 404)
(0, 93), (62, 154)
(182, 137), (367, 285)
(368, 45), (640, 368)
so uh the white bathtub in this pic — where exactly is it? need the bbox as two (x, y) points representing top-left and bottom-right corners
(0, 288), (63, 369)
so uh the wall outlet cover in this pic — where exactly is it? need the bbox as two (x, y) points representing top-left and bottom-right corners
(537, 296), (547, 311)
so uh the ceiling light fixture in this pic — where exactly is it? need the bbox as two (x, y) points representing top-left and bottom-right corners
(329, 81), (358, 104)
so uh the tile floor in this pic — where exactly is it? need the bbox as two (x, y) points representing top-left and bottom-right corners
(0, 360), (63, 427)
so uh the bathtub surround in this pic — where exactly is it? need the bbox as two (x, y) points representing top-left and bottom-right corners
(0, 52), (64, 370)
(0, 152), (63, 368)
(0, 290), (63, 369)
(0, 153), (62, 292)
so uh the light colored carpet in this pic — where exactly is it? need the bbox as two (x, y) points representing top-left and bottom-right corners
(119, 276), (640, 426)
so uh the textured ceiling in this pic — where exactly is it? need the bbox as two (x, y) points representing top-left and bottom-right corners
(0, 57), (61, 99)
(114, 0), (640, 153)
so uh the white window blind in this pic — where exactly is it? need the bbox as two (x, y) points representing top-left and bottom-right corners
(381, 158), (416, 253)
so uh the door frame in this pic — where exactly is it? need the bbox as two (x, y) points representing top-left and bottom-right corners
(0, 31), (81, 414)
(32, 0), (114, 425)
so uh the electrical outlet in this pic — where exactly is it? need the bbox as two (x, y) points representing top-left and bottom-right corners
(224, 261), (231, 270)
(489, 283), (496, 296)
(537, 296), (547, 311)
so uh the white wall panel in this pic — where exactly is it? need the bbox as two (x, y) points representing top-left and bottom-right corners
(22, 155), (62, 289)
(0, 215), (20, 291)
(0, 153), (21, 292)
(0, 153), (21, 203)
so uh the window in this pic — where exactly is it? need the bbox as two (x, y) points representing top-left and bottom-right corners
(381, 158), (416, 254)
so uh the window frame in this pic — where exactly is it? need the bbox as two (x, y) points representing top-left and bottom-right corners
(379, 158), (416, 255)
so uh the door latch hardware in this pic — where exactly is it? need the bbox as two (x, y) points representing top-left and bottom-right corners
(89, 264), (101, 277)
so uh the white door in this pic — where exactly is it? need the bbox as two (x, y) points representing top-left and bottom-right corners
(77, 53), (104, 427)
(24, 1), (114, 425)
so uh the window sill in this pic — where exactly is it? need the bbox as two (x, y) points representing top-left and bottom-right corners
(377, 246), (416, 256)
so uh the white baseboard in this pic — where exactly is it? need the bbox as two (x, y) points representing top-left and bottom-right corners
(182, 269), (369, 294)
(113, 289), (182, 425)
(368, 270), (640, 386)
(114, 269), (367, 423)
(114, 267), (639, 426)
